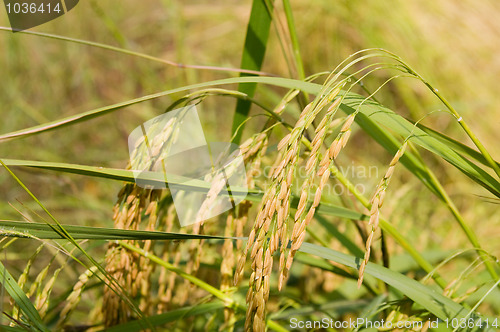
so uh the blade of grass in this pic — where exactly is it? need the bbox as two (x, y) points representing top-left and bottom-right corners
(341, 94), (500, 197)
(0, 158), (250, 197)
(282, 0), (306, 83)
(0, 326), (27, 332)
(0, 260), (49, 331)
(416, 122), (500, 170)
(269, 299), (369, 320)
(231, 0), (274, 144)
(356, 294), (388, 329)
(0, 161), (152, 330)
(384, 50), (500, 179)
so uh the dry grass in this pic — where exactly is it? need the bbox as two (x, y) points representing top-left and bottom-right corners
(357, 141), (408, 288)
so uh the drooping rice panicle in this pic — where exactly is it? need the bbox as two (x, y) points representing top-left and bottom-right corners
(279, 93), (346, 289)
(239, 83), (346, 331)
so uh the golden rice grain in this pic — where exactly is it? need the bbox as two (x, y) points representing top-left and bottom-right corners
(58, 266), (98, 328)
(357, 141), (407, 287)
(241, 85), (347, 329)
(277, 133), (291, 151)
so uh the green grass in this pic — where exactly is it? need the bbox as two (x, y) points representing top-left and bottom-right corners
(1, 1), (500, 331)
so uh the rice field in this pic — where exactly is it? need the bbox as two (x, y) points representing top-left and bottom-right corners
(1, 1), (500, 331)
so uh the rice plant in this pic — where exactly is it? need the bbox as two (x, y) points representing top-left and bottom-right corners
(1, 1), (499, 331)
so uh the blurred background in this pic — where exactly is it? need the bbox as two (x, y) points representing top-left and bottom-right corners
(1, 0), (499, 293)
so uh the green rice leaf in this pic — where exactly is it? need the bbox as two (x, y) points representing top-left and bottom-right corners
(0, 77), (319, 142)
(0, 220), (231, 241)
(416, 122), (500, 170)
(340, 94), (500, 197)
(103, 302), (225, 332)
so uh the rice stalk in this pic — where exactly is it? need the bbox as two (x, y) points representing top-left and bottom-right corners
(282, 65), (404, 286)
(219, 133), (268, 328)
(35, 263), (64, 319)
(236, 84), (346, 331)
(280, 94), (346, 289)
(357, 141), (407, 288)
(235, 59), (410, 329)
